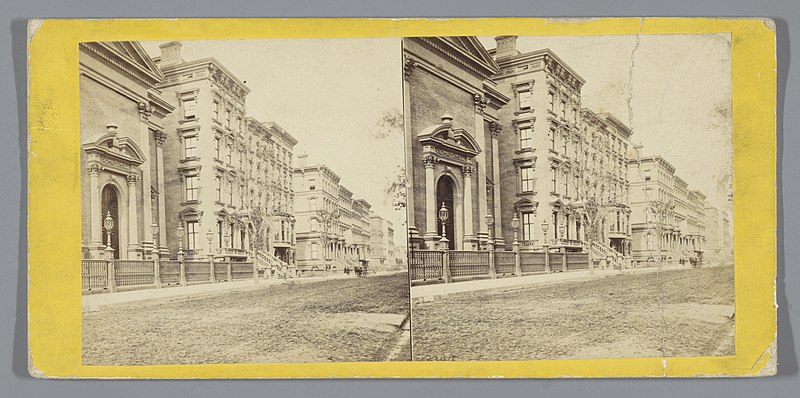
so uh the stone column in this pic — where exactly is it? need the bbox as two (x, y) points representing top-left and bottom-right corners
(138, 103), (154, 251)
(403, 57), (420, 242)
(154, 131), (168, 253)
(462, 165), (476, 250)
(423, 155), (439, 249)
(87, 164), (104, 257)
(126, 174), (141, 259)
(490, 123), (504, 248)
(474, 94), (489, 246)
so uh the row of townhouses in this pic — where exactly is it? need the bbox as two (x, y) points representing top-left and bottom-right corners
(79, 41), (402, 275)
(403, 36), (732, 266)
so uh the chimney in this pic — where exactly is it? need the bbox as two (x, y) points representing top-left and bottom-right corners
(494, 36), (519, 59)
(297, 153), (309, 169)
(159, 41), (183, 67)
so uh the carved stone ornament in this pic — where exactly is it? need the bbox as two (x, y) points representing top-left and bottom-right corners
(86, 164), (104, 176)
(462, 165), (475, 176)
(154, 130), (168, 146)
(126, 173), (140, 185)
(138, 101), (154, 122)
(490, 121), (503, 137)
(422, 155), (437, 168)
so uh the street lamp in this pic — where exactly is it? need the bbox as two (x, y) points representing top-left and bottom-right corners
(511, 213), (520, 245)
(103, 211), (114, 257)
(485, 213), (494, 250)
(541, 219), (549, 252)
(151, 222), (159, 259)
(206, 228), (214, 254)
(176, 223), (185, 259)
(438, 202), (449, 250)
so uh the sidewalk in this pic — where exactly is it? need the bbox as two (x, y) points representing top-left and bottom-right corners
(83, 273), (353, 312)
(411, 263), (692, 303)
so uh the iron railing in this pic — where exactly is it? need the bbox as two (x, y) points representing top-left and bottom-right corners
(449, 251), (490, 278)
(160, 261), (181, 285)
(494, 251), (517, 277)
(81, 259), (108, 290)
(185, 261), (212, 283)
(409, 250), (443, 282)
(520, 252), (546, 274)
(115, 260), (156, 287)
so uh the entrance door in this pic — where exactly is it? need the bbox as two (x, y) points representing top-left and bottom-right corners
(436, 176), (455, 250)
(101, 185), (120, 259)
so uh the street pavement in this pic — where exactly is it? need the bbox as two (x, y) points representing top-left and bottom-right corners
(411, 263), (692, 303)
(83, 273), (355, 312)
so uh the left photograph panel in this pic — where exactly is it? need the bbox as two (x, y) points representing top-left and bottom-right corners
(78, 39), (410, 365)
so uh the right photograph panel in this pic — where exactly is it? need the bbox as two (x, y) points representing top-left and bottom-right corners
(404, 35), (734, 361)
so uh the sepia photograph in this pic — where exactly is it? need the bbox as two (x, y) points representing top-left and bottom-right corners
(78, 38), (410, 365)
(403, 35), (735, 361)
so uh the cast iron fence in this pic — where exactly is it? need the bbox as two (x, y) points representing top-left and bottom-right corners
(409, 250), (444, 282)
(494, 251), (517, 277)
(449, 251), (490, 278)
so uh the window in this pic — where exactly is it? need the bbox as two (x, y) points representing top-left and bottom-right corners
(552, 212), (559, 239)
(214, 137), (221, 159)
(186, 221), (198, 250)
(183, 98), (197, 119)
(225, 108), (231, 128)
(519, 126), (532, 149)
(549, 91), (555, 112)
(183, 135), (197, 159)
(310, 218), (318, 231)
(551, 167), (557, 193)
(309, 178), (316, 190)
(213, 100), (219, 121)
(518, 90), (532, 110)
(562, 134), (568, 154)
(311, 242), (319, 259)
(229, 223), (235, 247)
(215, 176), (222, 202)
(237, 117), (243, 132)
(309, 197), (317, 210)
(521, 212), (535, 241)
(217, 221), (223, 248)
(520, 166), (534, 193)
(185, 175), (198, 201)
(549, 128), (556, 151)
(644, 169), (651, 181)
(228, 180), (233, 203)
(561, 100), (567, 119)
(226, 143), (232, 164)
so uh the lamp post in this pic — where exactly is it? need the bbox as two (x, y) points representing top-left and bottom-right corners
(485, 213), (494, 251)
(103, 211), (114, 259)
(176, 222), (185, 258)
(511, 213), (520, 250)
(541, 219), (550, 273)
(558, 222), (567, 253)
(150, 222), (160, 287)
(438, 202), (449, 250)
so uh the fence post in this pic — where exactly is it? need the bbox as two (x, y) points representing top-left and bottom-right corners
(107, 259), (117, 293)
(487, 242), (496, 279)
(588, 240), (595, 275)
(226, 261), (232, 282)
(209, 256), (215, 283)
(513, 241), (521, 277)
(544, 250), (551, 274)
(253, 261), (258, 284)
(441, 245), (451, 284)
(561, 251), (567, 272)
(153, 255), (161, 288)
(178, 250), (187, 286)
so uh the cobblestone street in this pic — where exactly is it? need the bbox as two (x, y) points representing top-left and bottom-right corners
(83, 273), (410, 365)
(411, 266), (734, 361)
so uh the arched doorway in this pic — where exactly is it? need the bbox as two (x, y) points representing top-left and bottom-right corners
(436, 175), (456, 250)
(101, 184), (120, 259)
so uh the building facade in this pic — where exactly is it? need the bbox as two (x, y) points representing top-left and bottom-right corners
(80, 41), (175, 260)
(293, 155), (373, 273)
(627, 155), (709, 264)
(153, 41), (297, 268)
(404, 36), (635, 265)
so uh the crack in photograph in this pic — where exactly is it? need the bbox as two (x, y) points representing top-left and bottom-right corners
(403, 35), (735, 361)
(79, 38), (411, 365)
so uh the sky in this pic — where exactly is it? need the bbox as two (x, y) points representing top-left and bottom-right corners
(479, 34), (733, 211)
(141, 39), (406, 246)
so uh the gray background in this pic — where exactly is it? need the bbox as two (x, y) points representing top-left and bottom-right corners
(2, 0), (796, 396)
